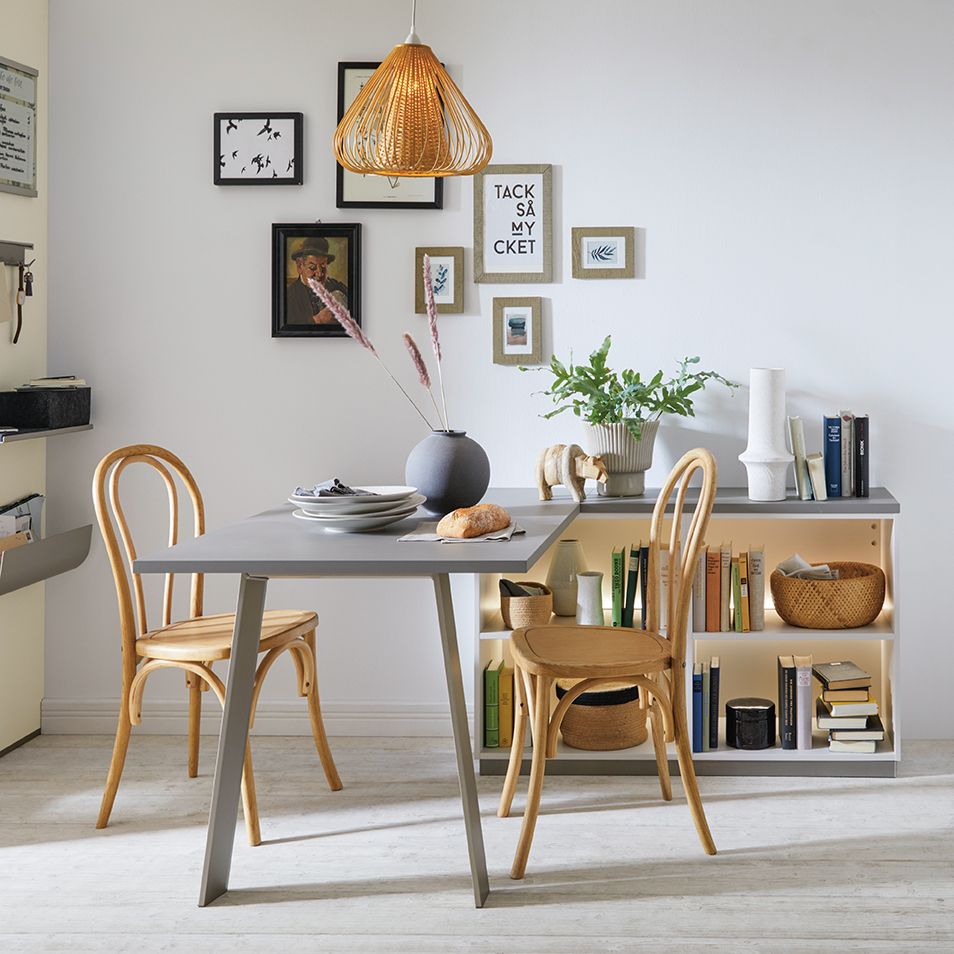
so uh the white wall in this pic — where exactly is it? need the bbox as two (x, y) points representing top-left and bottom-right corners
(45, 0), (954, 738)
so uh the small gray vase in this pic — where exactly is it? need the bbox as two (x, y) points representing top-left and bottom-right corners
(405, 430), (491, 517)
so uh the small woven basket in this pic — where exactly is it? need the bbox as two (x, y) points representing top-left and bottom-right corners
(555, 679), (647, 751)
(770, 561), (886, 629)
(500, 581), (553, 629)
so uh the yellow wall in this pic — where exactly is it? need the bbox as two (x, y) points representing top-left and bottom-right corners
(0, 0), (48, 751)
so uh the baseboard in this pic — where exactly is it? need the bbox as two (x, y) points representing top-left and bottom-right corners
(41, 698), (472, 737)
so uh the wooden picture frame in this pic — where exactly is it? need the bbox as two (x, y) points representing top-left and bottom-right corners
(335, 62), (443, 210)
(214, 112), (303, 185)
(272, 223), (361, 338)
(474, 164), (552, 283)
(571, 226), (636, 279)
(415, 247), (464, 314)
(493, 297), (543, 365)
(0, 56), (39, 197)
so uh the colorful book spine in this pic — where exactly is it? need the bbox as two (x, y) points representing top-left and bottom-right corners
(731, 557), (742, 633)
(691, 546), (706, 633)
(611, 546), (624, 626)
(748, 545), (765, 632)
(692, 663), (703, 753)
(639, 543), (649, 629)
(719, 541), (732, 631)
(705, 547), (721, 632)
(854, 415), (869, 497)
(823, 415), (842, 498)
(777, 655), (796, 749)
(701, 662), (710, 752)
(498, 664), (514, 749)
(806, 452), (828, 502)
(708, 656), (720, 749)
(840, 410), (855, 498)
(794, 654), (813, 750)
(738, 551), (751, 633)
(788, 416), (813, 500)
(623, 544), (639, 628)
(483, 659), (501, 748)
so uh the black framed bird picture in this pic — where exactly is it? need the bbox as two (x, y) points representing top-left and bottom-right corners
(213, 112), (303, 185)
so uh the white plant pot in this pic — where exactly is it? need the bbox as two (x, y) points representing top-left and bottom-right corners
(575, 572), (605, 626)
(545, 539), (586, 616)
(738, 367), (793, 502)
(583, 420), (659, 497)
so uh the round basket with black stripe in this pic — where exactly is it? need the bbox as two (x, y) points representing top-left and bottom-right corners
(554, 679), (647, 750)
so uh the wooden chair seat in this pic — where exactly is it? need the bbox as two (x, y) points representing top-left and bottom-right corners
(510, 625), (671, 679)
(136, 610), (317, 662)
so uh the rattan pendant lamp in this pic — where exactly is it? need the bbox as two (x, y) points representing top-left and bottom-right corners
(333, 0), (492, 178)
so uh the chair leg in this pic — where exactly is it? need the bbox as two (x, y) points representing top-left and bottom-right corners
(96, 702), (133, 829)
(187, 674), (202, 779)
(648, 700), (672, 802)
(241, 739), (262, 846)
(303, 631), (342, 792)
(498, 664), (528, 818)
(672, 695), (716, 855)
(510, 675), (551, 880)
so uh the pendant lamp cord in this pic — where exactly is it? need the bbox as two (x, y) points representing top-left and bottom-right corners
(405, 0), (421, 44)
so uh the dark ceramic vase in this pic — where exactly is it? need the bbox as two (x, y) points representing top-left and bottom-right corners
(405, 430), (491, 517)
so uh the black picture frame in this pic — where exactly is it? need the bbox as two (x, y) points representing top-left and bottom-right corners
(214, 112), (303, 186)
(272, 223), (362, 338)
(335, 62), (443, 210)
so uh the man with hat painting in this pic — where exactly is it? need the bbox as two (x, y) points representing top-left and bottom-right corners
(286, 236), (349, 325)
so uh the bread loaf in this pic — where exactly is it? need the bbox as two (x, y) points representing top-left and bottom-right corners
(436, 504), (511, 539)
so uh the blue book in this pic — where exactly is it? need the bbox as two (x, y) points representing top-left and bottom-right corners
(692, 664), (703, 753)
(823, 415), (842, 498)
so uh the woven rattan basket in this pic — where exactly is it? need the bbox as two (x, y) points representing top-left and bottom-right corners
(555, 679), (647, 751)
(500, 582), (553, 629)
(770, 561), (886, 629)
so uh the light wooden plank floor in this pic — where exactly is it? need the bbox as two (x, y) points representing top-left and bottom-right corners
(0, 736), (952, 953)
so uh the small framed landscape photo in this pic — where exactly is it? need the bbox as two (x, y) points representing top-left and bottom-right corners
(493, 297), (542, 366)
(415, 247), (464, 314)
(214, 112), (303, 185)
(571, 226), (635, 279)
(272, 223), (361, 338)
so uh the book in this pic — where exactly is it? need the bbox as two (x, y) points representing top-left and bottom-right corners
(638, 542), (649, 629)
(812, 660), (871, 690)
(840, 410), (855, 499)
(26, 375), (87, 388)
(806, 452), (828, 502)
(821, 696), (879, 718)
(794, 654), (813, 750)
(708, 656), (720, 749)
(829, 714), (885, 741)
(483, 659), (502, 748)
(748, 545), (765, 632)
(854, 415), (869, 497)
(788, 416), (813, 500)
(815, 698), (869, 730)
(705, 546), (721, 632)
(777, 655), (796, 749)
(823, 415), (842, 498)
(821, 688), (869, 702)
(738, 551), (751, 633)
(731, 557), (742, 633)
(829, 738), (876, 754)
(623, 544), (640, 628)
(611, 546), (625, 626)
(498, 664), (514, 749)
(701, 662), (710, 752)
(658, 543), (671, 634)
(719, 541), (732, 631)
(692, 663), (703, 753)
(691, 545), (706, 633)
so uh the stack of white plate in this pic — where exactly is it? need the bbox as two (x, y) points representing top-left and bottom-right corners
(288, 486), (425, 533)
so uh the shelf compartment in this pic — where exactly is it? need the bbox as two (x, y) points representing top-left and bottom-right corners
(0, 524), (92, 596)
(0, 424), (93, 444)
(692, 609), (894, 641)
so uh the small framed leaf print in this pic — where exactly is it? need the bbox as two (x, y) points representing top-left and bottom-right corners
(415, 246), (464, 314)
(571, 226), (636, 279)
(214, 112), (303, 185)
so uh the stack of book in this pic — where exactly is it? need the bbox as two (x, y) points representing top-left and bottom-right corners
(18, 375), (88, 389)
(777, 654), (815, 749)
(788, 412), (870, 501)
(813, 660), (884, 753)
(692, 655), (720, 752)
(692, 542), (765, 633)
(483, 659), (514, 749)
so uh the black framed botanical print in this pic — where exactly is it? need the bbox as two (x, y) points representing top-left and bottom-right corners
(335, 62), (443, 209)
(214, 112), (303, 185)
(272, 223), (361, 337)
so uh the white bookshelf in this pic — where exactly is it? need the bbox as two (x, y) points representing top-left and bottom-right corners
(472, 487), (900, 779)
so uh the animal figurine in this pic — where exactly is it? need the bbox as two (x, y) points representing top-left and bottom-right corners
(536, 444), (608, 503)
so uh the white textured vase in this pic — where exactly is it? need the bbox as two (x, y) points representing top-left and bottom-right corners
(575, 572), (605, 626)
(584, 420), (659, 497)
(738, 368), (794, 502)
(545, 539), (586, 616)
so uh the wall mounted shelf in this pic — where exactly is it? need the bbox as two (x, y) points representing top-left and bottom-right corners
(0, 424), (93, 444)
(0, 525), (92, 597)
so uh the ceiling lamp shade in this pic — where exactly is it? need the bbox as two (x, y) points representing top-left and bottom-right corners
(333, 4), (492, 178)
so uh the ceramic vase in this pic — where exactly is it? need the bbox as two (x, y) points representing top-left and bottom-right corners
(738, 368), (793, 502)
(545, 539), (586, 616)
(405, 430), (491, 517)
(583, 420), (659, 497)
(575, 571), (605, 625)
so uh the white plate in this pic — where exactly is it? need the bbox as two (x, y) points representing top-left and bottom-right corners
(291, 492), (426, 516)
(289, 485), (418, 507)
(294, 501), (420, 523)
(291, 508), (418, 533)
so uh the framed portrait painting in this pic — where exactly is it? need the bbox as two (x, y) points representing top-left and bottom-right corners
(493, 297), (543, 366)
(571, 226), (636, 279)
(272, 223), (361, 338)
(335, 62), (443, 209)
(214, 112), (303, 185)
(415, 247), (464, 314)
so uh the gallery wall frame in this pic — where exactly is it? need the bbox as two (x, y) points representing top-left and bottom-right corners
(0, 55), (39, 197)
(493, 296), (543, 366)
(415, 246), (464, 314)
(571, 226), (636, 279)
(214, 112), (303, 185)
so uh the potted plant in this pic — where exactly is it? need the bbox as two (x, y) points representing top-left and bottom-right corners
(528, 336), (737, 496)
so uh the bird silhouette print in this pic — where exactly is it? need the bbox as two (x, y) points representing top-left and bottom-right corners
(256, 119), (272, 137)
(251, 154), (265, 173)
(231, 150), (238, 159)
(225, 119), (239, 134)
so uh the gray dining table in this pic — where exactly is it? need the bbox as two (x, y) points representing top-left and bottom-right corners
(134, 492), (577, 908)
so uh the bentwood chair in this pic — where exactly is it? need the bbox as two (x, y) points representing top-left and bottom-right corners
(93, 444), (341, 845)
(498, 448), (718, 879)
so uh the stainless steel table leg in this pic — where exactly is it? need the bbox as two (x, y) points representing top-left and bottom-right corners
(198, 573), (268, 906)
(433, 573), (490, 908)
